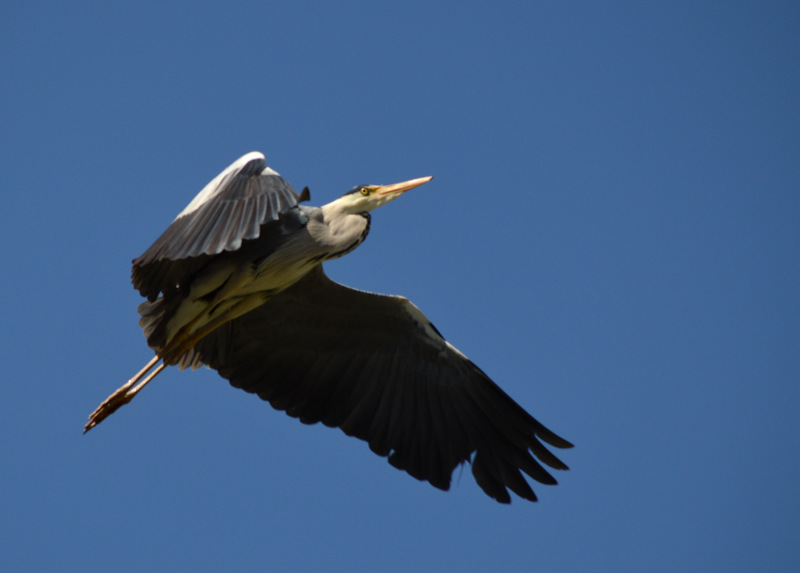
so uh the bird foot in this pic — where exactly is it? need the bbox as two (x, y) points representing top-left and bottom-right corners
(84, 389), (134, 433)
(84, 355), (163, 433)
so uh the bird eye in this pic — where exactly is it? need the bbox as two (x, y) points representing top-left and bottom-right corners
(360, 187), (370, 196)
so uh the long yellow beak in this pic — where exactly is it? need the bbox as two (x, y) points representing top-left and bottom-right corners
(376, 176), (434, 196)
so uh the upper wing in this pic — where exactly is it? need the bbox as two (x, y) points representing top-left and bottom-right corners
(194, 265), (572, 503)
(132, 152), (302, 300)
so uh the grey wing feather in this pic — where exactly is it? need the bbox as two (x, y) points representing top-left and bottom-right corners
(132, 152), (301, 300)
(194, 265), (572, 503)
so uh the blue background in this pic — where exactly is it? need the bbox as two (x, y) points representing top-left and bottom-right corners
(3, 2), (798, 571)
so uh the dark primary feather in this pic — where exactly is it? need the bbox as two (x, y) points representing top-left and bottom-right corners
(194, 266), (573, 503)
(132, 153), (302, 301)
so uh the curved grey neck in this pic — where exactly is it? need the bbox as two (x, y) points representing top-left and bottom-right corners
(309, 204), (371, 262)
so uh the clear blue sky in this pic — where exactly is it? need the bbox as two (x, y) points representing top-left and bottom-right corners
(2, 2), (798, 571)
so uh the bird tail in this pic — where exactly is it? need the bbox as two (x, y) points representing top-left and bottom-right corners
(137, 296), (211, 370)
(137, 296), (169, 347)
(138, 295), (188, 357)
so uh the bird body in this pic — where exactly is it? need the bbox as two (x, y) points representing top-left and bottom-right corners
(139, 205), (321, 365)
(136, 187), (380, 367)
(86, 151), (572, 503)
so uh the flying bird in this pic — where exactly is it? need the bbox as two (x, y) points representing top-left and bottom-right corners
(85, 151), (572, 503)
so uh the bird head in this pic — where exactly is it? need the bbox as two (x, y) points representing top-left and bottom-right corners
(332, 176), (433, 214)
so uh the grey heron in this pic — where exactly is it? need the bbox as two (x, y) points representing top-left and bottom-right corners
(85, 151), (572, 503)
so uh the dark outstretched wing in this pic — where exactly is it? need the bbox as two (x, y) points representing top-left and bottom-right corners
(132, 152), (302, 300)
(194, 266), (572, 503)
